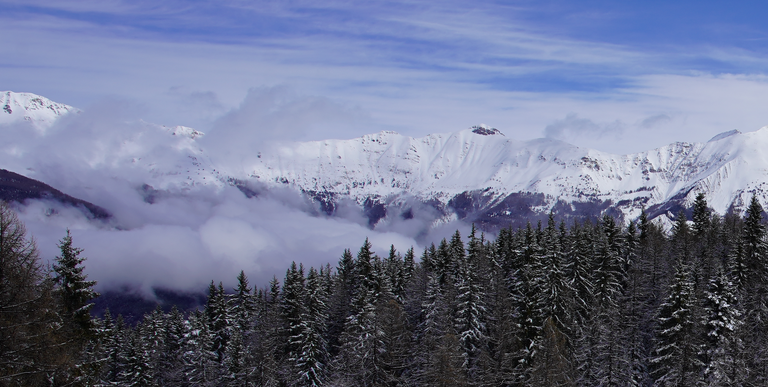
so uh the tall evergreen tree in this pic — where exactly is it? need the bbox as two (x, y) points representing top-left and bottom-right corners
(206, 281), (230, 363)
(283, 262), (307, 376)
(692, 192), (711, 238)
(651, 263), (702, 387)
(740, 195), (768, 382)
(454, 224), (489, 383)
(292, 267), (329, 386)
(334, 239), (385, 386)
(702, 266), (745, 386)
(53, 229), (99, 333)
(0, 202), (74, 384)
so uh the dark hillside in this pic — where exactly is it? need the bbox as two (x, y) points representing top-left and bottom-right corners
(0, 168), (110, 219)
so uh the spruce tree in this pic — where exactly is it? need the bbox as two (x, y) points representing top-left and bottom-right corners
(206, 281), (230, 363)
(334, 239), (385, 386)
(0, 202), (72, 384)
(692, 193), (711, 238)
(98, 309), (123, 385)
(232, 270), (256, 333)
(159, 306), (187, 386)
(283, 262), (307, 376)
(651, 263), (702, 386)
(702, 267), (745, 386)
(293, 267), (329, 386)
(183, 310), (219, 385)
(53, 229), (99, 333)
(741, 195), (768, 382)
(454, 224), (489, 383)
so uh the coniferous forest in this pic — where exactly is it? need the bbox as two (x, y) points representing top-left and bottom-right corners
(5, 193), (768, 386)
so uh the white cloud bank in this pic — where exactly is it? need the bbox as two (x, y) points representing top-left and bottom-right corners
(1, 90), (468, 297)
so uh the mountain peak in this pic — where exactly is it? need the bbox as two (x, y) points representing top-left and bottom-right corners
(470, 124), (503, 136)
(708, 129), (741, 142)
(0, 91), (77, 129)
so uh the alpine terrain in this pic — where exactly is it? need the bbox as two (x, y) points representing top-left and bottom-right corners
(3, 90), (768, 230)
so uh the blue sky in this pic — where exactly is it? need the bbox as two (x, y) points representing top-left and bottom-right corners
(3, 0), (768, 153)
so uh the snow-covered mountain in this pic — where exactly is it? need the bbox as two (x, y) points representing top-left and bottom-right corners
(4, 91), (768, 231)
(241, 124), (768, 228)
(0, 91), (77, 131)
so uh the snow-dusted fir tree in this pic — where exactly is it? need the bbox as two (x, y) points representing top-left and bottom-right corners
(454, 224), (489, 383)
(52, 229), (101, 383)
(138, 306), (166, 382)
(183, 310), (219, 386)
(565, 221), (594, 328)
(232, 270), (256, 333)
(283, 262), (307, 376)
(205, 281), (231, 363)
(223, 329), (250, 385)
(537, 215), (573, 335)
(158, 306), (187, 385)
(651, 262), (702, 386)
(335, 239), (386, 386)
(508, 222), (543, 386)
(582, 215), (627, 387)
(120, 330), (156, 387)
(742, 195), (767, 291)
(702, 266), (745, 386)
(326, 248), (354, 354)
(53, 229), (99, 333)
(418, 269), (465, 386)
(98, 310), (124, 385)
(384, 245), (405, 302)
(292, 267), (329, 386)
(253, 277), (283, 386)
(740, 195), (768, 382)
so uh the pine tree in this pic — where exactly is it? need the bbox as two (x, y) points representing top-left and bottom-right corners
(418, 270), (466, 387)
(138, 305), (166, 383)
(508, 223), (543, 386)
(702, 267), (745, 386)
(587, 215), (628, 387)
(232, 270), (256, 333)
(0, 202), (71, 384)
(98, 309), (123, 385)
(740, 195), (768, 382)
(651, 263), (702, 386)
(538, 214), (573, 335)
(334, 239), (386, 386)
(223, 329), (250, 385)
(206, 281), (230, 363)
(293, 267), (329, 386)
(120, 330), (156, 387)
(183, 310), (219, 385)
(283, 262), (307, 378)
(691, 192), (709, 232)
(159, 306), (187, 386)
(327, 249), (355, 358)
(565, 220), (594, 328)
(454, 224), (489, 383)
(742, 195), (766, 288)
(253, 277), (283, 386)
(53, 229), (99, 333)
(672, 210), (693, 266)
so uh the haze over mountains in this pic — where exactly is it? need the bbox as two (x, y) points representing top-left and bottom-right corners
(2, 91), (768, 294)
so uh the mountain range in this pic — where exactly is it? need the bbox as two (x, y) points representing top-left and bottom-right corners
(3, 90), (768, 232)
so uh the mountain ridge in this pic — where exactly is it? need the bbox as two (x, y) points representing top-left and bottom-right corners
(4, 91), (768, 231)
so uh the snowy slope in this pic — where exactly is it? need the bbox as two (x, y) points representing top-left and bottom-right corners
(245, 124), (768, 223)
(0, 91), (222, 197)
(4, 92), (768, 228)
(0, 91), (77, 130)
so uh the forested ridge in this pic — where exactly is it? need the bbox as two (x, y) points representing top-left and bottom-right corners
(4, 193), (768, 386)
